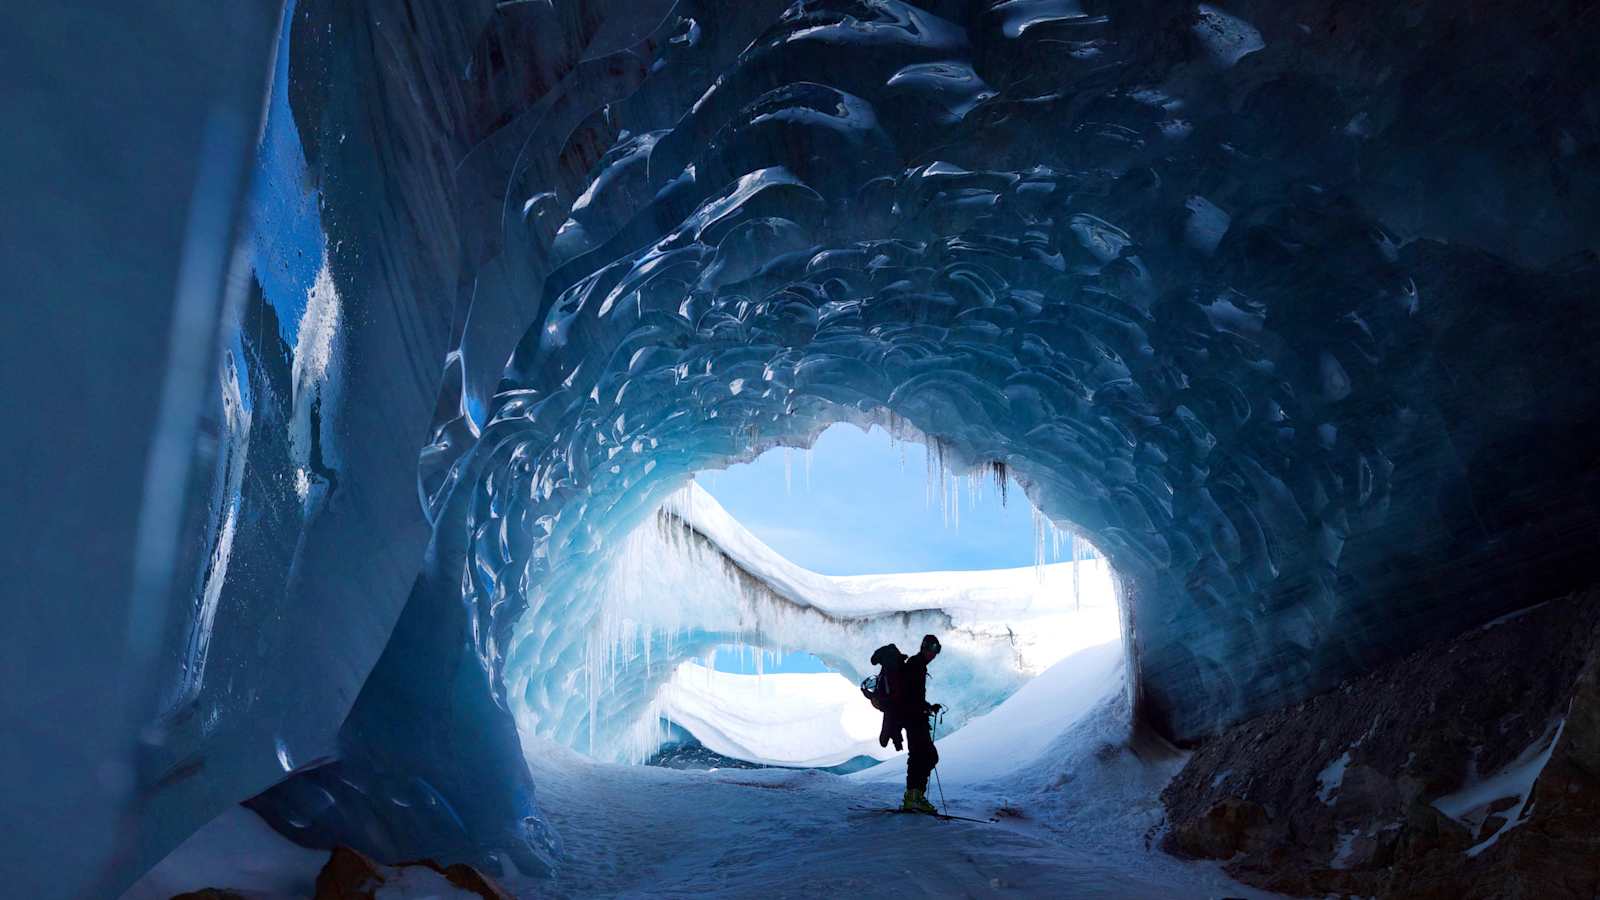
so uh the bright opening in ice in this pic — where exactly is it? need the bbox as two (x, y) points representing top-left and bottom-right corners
(506, 423), (1123, 772)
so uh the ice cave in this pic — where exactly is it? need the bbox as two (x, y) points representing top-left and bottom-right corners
(8, 0), (1600, 897)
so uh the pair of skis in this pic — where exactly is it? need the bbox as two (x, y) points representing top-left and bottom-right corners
(848, 804), (996, 824)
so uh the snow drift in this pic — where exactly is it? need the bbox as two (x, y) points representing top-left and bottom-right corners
(507, 480), (1119, 765)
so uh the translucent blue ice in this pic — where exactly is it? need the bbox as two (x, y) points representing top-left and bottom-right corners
(92, 0), (1600, 890)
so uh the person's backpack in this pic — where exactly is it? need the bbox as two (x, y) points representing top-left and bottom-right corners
(860, 643), (906, 712)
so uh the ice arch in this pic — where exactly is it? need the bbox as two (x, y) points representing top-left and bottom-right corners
(114, 0), (1600, 891)
(443, 88), (1406, 757)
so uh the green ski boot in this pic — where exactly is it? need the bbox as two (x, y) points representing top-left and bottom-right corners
(902, 788), (938, 814)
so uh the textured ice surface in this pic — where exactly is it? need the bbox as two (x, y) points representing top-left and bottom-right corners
(48, 0), (1600, 891)
(250, 0), (1600, 880)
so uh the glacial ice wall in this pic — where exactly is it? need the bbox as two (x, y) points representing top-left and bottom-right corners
(428, 0), (1600, 756)
(90, 0), (1600, 890)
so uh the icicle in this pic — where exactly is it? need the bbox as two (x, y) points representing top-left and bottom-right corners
(1071, 532), (1081, 611)
(949, 462), (961, 530)
(1032, 506), (1048, 579)
(925, 439), (955, 528)
(804, 445), (813, 491)
(783, 446), (792, 495)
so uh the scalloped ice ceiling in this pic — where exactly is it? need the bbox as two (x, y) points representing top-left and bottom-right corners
(125, 0), (1600, 889)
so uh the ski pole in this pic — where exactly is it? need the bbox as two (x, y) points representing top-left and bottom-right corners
(929, 706), (948, 815)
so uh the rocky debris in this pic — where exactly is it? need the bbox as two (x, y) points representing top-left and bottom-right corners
(1160, 591), (1600, 898)
(312, 846), (512, 900)
(1166, 797), (1273, 859)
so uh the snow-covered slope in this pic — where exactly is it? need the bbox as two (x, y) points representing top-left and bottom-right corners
(854, 638), (1127, 786)
(509, 482), (1120, 764)
(657, 662), (894, 768)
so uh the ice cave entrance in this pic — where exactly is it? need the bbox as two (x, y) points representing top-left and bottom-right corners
(580, 423), (1124, 775)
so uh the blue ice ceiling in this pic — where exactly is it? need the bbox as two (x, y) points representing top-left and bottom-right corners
(103, 0), (1600, 892)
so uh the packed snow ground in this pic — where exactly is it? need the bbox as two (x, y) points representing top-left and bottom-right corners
(127, 642), (1280, 899)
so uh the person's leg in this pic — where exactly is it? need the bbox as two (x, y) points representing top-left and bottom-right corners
(901, 724), (937, 811)
(906, 724), (934, 792)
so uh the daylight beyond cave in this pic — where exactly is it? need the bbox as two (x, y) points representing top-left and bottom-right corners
(10, 0), (1600, 898)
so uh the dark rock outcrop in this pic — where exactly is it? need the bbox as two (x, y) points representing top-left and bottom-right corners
(1161, 592), (1600, 898)
(312, 846), (512, 900)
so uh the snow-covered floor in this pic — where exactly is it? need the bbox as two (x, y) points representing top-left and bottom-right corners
(128, 642), (1280, 899)
(512, 642), (1276, 899)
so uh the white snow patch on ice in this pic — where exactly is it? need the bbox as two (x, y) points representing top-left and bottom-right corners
(288, 248), (343, 504)
(1433, 715), (1566, 856)
(1316, 750), (1350, 804)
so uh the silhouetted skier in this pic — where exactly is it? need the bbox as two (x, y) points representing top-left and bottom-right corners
(891, 634), (943, 813)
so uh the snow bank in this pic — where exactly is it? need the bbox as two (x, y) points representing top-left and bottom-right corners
(855, 638), (1126, 785)
(657, 662), (895, 768)
(512, 482), (1121, 765)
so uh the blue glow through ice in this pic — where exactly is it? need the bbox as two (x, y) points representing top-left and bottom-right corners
(711, 645), (830, 675)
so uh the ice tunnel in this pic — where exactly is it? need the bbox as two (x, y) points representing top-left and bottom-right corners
(10, 0), (1600, 896)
